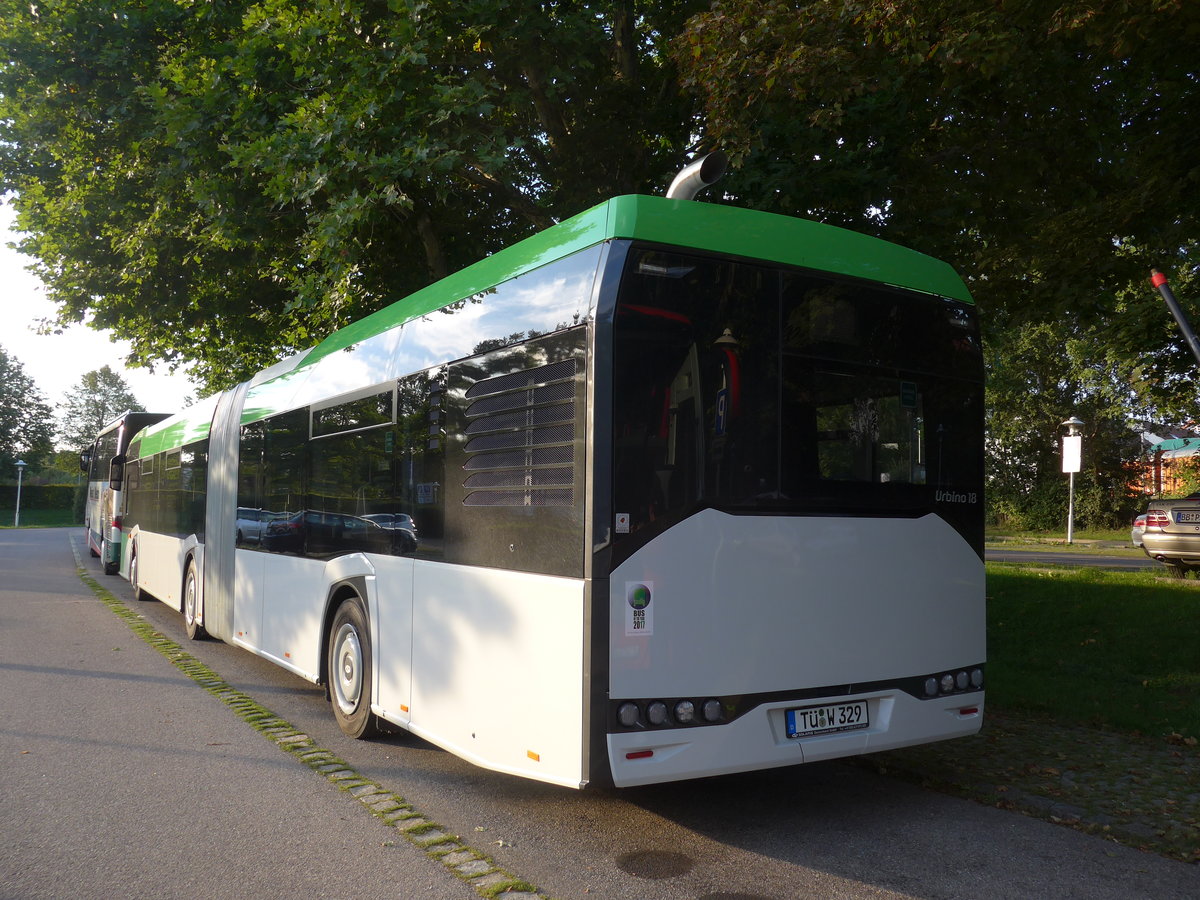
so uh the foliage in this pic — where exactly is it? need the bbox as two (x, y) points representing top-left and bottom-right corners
(0, 0), (705, 391)
(56, 365), (145, 450)
(0, 346), (55, 474)
(0, 483), (76, 511)
(984, 322), (1143, 529)
(677, 0), (1200, 440)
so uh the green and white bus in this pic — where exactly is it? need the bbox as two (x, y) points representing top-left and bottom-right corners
(81, 410), (169, 574)
(121, 179), (985, 788)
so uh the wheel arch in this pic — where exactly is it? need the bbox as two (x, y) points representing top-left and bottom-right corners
(319, 576), (371, 695)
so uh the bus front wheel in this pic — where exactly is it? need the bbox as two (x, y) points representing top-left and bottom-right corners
(182, 560), (207, 640)
(328, 597), (378, 739)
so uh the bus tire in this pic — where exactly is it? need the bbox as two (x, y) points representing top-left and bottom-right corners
(182, 559), (207, 640)
(328, 596), (378, 739)
(129, 548), (147, 602)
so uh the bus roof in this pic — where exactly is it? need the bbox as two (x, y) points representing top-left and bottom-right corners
(298, 194), (972, 371)
(130, 195), (972, 456)
(129, 394), (221, 459)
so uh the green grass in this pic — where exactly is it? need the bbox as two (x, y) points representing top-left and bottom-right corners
(987, 563), (1200, 739)
(0, 508), (78, 528)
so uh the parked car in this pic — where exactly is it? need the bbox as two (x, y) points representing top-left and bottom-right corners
(1131, 513), (1146, 549)
(1137, 496), (1200, 576)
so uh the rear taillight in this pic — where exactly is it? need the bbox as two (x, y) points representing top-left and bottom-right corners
(111, 516), (122, 530)
(1146, 512), (1170, 528)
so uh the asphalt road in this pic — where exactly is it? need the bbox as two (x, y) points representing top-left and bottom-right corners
(985, 547), (1159, 568)
(3, 528), (1197, 900)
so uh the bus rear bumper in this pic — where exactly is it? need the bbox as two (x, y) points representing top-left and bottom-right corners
(607, 688), (984, 788)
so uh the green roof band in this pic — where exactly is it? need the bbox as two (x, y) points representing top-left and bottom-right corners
(298, 194), (973, 371)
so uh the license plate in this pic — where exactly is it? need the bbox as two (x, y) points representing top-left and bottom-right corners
(786, 701), (869, 739)
(1176, 510), (1200, 523)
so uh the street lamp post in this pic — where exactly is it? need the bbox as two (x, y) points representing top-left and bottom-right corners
(14, 460), (28, 528)
(1061, 418), (1084, 544)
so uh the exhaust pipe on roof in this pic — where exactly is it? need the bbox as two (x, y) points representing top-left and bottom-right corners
(665, 151), (728, 201)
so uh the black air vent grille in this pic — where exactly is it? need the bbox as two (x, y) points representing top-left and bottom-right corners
(461, 359), (579, 507)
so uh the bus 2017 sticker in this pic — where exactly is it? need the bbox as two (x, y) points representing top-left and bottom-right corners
(626, 582), (653, 636)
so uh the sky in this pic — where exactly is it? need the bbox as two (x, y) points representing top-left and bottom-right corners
(2, 201), (197, 422)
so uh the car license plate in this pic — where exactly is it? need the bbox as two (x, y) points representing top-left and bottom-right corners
(1176, 510), (1200, 523)
(786, 701), (869, 739)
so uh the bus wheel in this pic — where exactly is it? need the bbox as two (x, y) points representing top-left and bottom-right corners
(182, 560), (207, 640)
(130, 549), (146, 602)
(328, 597), (378, 739)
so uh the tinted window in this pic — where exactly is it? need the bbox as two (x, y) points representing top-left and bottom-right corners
(611, 247), (984, 555)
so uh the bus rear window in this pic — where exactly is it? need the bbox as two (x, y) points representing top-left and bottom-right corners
(611, 247), (983, 540)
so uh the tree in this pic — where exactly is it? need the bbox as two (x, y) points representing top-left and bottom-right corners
(674, 0), (1200, 411)
(0, 346), (55, 475)
(0, 0), (706, 391)
(984, 323), (1142, 530)
(56, 365), (144, 451)
(674, 0), (1200, 523)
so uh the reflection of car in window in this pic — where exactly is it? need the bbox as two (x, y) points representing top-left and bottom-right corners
(259, 510), (412, 557)
(235, 507), (280, 546)
(361, 513), (419, 553)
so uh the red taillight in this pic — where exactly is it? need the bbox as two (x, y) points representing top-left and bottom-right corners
(111, 516), (123, 530)
(626, 750), (654, 760)
(1146, 512), (1170, 528)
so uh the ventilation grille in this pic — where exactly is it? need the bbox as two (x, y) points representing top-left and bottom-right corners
(462, 358), (579, 508)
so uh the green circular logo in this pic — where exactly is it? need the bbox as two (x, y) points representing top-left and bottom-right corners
(628, 584), (651, 610)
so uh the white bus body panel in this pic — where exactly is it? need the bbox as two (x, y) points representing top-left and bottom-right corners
(607, 509), (984, 787)
(130, 528), (192, 610)
(371, 555), (416, 729)
(232, 551), (380, 683)
(404, 561), (586, 788)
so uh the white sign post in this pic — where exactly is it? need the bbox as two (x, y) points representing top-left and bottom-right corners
(1061, 419), (1084, 544)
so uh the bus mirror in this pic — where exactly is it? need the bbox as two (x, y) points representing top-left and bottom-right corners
(79, 449), (91, 473)
(109, 455), (126, 491)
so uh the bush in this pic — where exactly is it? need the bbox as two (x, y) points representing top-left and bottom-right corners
(0, 484), (76, 510)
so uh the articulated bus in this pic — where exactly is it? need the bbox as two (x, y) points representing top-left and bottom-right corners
(81, 410), (169, 575)
(121, 184), (985, 788)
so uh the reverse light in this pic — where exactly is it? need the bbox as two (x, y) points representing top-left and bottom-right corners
(674, 700), (696, 724)
(702, 699), (722, 723)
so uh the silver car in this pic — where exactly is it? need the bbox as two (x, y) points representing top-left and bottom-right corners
(1131, 513), (1146, 549)
(1139, 497), (1200, 576)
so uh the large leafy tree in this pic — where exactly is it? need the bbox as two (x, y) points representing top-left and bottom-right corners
(56, 365), (144, 451)
(0, 0), (704, 391)
(0, 346), (55, 474)
(675, 0), (1200, 414)
(675, 0), (1200, 516)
